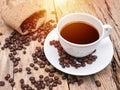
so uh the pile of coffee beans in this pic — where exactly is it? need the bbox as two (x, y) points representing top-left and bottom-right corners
(20, 79), (34, 90)
(50, 40), (97, 68)
(4, 74), (15, 87)
(0, 18), (101, 89)
(95, 80), (101, 87)
(20, 10), (46, 33)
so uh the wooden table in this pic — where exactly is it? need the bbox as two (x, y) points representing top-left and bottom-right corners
(0, 0), (120, 90)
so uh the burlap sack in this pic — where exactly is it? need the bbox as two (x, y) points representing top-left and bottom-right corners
(1, 0), (46, 35)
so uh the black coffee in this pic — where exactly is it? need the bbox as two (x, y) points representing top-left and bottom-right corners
(60, 21), (99, 44)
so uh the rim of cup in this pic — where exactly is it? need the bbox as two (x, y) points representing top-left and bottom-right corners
(57, 13), (104, 47)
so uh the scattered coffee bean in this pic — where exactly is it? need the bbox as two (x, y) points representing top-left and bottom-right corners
(13, 51), (17, 55)
(26, 67), (31, 71)
(23, 50), (26, 54)
(41, 83), (45, 89)
(0, 32), (3, 36)
(19, 68), (22, 72)
(52, 83), (57, 87)
(9, 78), (14, 83)
(49, 78), (53, 83)
(44, 76), (49, 82)
(0, 19), (93, 89)
(34, 66), (38, 70)
(54, 76), (59, 80)
(57, 80), (62, 85)
(30, 63), (34, 67)
(29, 77), (35, 81)
(1, 47), (4, 50)
(0, 81), (5, 86)
(13, 68), (18, 73)
(13, 61), (19, 67)
(78, 79), (83, 86)
(50, 40), (97, 68)
(27, 71), (32, 74)
(49, 85), (53, 90)
(5, 74), (10, 81)
(11, 82), (15, 87)
(40, 64), (45, 68)
(39, 75), (43, 78)
(95, 80), (101, 87)
(20, 79), (24, 84)
(45, 68), (50, 72)
(49, 73), (54, 77)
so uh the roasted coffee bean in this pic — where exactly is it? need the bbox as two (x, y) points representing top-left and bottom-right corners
(34, 60), (38, 63)
(13, 68), (18, 73)
(41, 83), (45, 89)
(49, 78), (53, 83)
(49, 73), (54, 77)
(30, 63), (34, 67)
(57, 80), (62, 85)
(31, 80), (35, 84)
(46, 81), (50, 86)
(26, 67), (31, 71)
(49, 85), (53, 90)
(44, 76), (49, 82)
(32, 53), (36, 57)
(13, 61), (19, 67)
(32, 36), (37, 41)
(23, 50), (26, 54)
(29, 77), (35, 81)
(95, 80), (101, 87)
(20, 79), (24, 84)
(49, 68), (56, 73)
(1, 47), (4, 50)
(40, 64), (45, 68)
(9, 53), (13, 57)
(16, 57), (21, 61)
(50, 40), (97, 68)
(39, 75), (43, 78)
(34, 66), (38, 70)
(86, 60), (93, 64)
(19, 68), (22, 72)
(25, 84), (29, 88)
(77, 79), (83, 86)
(54, 76), (59, 80)
(21, 84), (25, 89)
(13, 51), (17, 55)
(62, 75), (67, 80)
(0, 32), (3, 36)
(27, 71), (31, 74)
(0, 81), (5, 86)
(52, 83), (57, 87)
(9, 78), (14, 83)
(11, 82), (15, 87)
(5, 74), (10, 81)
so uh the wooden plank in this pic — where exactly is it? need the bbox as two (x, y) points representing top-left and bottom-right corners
(91, 0), (120, 89)
(0, 0), (13, 90)
(54, 0), (118, 90)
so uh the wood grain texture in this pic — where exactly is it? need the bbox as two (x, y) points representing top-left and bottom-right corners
(0, 0), (120, 90)
(0, 0), (13, 90)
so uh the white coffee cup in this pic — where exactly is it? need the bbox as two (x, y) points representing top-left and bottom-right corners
(57, 13), (112, 57)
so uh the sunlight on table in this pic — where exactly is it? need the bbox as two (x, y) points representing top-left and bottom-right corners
(55, 0), (67, 6)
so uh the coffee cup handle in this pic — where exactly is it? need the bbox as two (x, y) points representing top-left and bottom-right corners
(103, 24), (112, 39)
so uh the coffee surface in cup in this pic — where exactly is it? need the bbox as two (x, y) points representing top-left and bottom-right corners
(60, 21), (99, 44)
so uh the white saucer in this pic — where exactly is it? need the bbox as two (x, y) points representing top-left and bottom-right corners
(44, 28), (113, 76)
